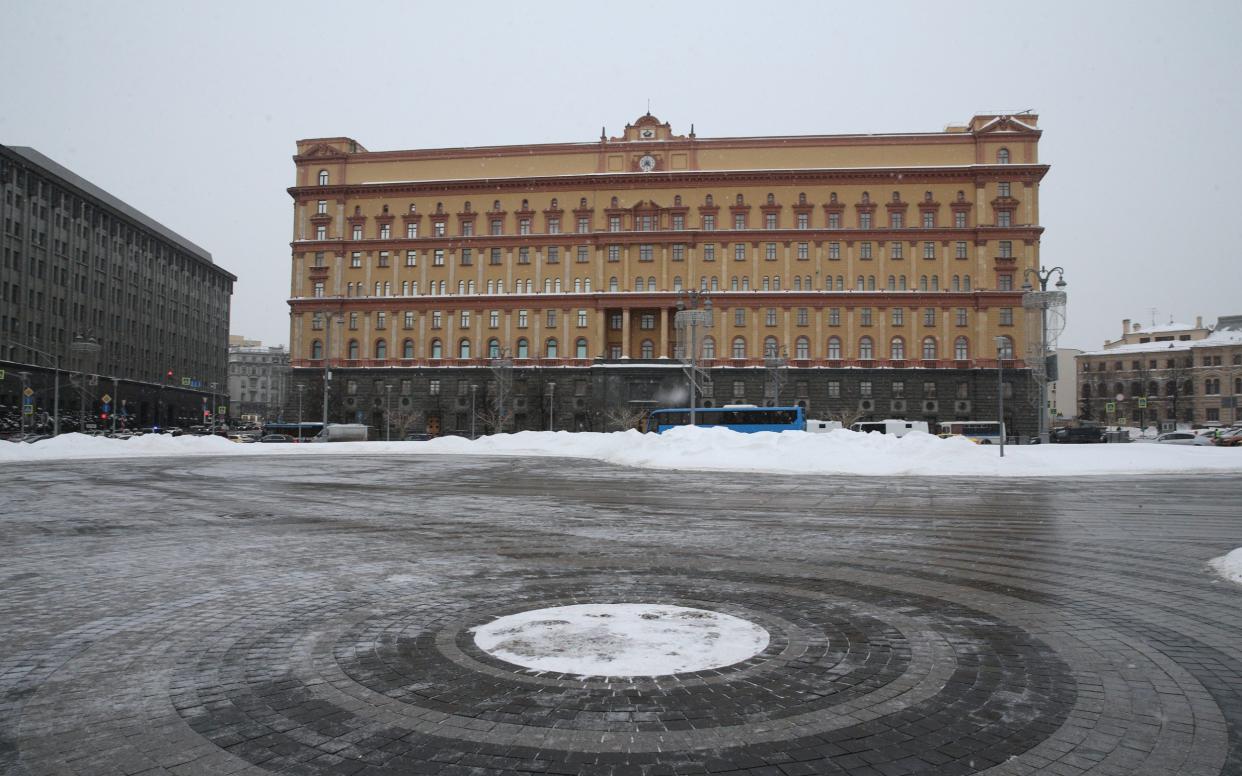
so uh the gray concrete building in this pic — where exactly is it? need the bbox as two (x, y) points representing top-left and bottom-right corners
(1, 144), (235, 432)
(228, 340), (290, 423)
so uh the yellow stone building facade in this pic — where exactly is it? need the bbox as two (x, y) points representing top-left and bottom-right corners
(286, 113), (1048, 434)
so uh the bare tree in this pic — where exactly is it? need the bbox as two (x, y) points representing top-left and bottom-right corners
(829, 406), (867, 429)
(605, 404), (649, 432)
(389, 408), (423, 438)
(1166, 356), (1194, 425)
(475, 406), (511, 435)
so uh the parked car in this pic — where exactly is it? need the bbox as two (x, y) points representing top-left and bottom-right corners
(1212, 427), (1242, 447)
(257, 434), (294, 443)
(1154, 432), (1214, 446)
(403, 433), (433, 442)
(1051, 426), (1104, 444)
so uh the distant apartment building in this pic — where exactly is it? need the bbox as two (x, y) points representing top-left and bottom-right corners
(228, 340), (290, 423)
(1, 144), (235, 429)
(1076, 316), (1242, 428)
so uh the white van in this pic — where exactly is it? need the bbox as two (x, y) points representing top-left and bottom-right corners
(806, 419), (843, 433)
(312, 423), (369, 442)
(850, 419), (930, 437)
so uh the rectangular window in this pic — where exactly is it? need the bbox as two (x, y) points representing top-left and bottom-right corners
(519, 218), (531, 235)
(859, 212), (872, 229)
(797, 308), (808, 326)
(891, 241), (903, 259)
(703, 214), (716, 230)
(828, 242), (841, 260)
(733, 213), (746, 230)
(922, 211), (934, 228)
(640, 314), (655, 330)
(923, 308), (935, 326)
(577, 309), (588, 327)
(405, 250), (417, 267)
(490, 219), (503, 235)
(998, 181), (1011, 198)
(999, 240), (1013, 258)
(608, 245), (621, 262)
(860, 308), (873, 326)
(316, 200), (327, 214)
(734, 244), (747, 261)
(954, 211), (966, 228)
(461, 221), (473, 237)
(460, 248), (472, 266)
(460, 311), (470, 328)
(349, 312), (359, 330)
(797, 213), (809, 229)
(350, 252), (362, 268)
(890, 212), (903, 229)
(576, 246), (589, 263)
(433, 249), (445, 266)
(829, 307), (840, 326)
(376, 312), (388, 330)
(827, 380), (841, 398)
(429, 379), (440, 395)
(609, 216), (621, 232)
(548, 217), (560, 234)
(431, 311), (442, 328)
(734, 308), (745, 326)
(489, 310), (500, 328)
(860, 242), (873, 260)
(404, 311), (415, 329)
(765, 213), (777, 229)
(672, 214), (685, 231)
(923, 242), (935, 259)
(828, 212), (841, 229)
(315, 225), (326, 240)
(406, 223), (418, 238)
(892, 381), (905, 398)
(703, 244), (716, 261)
(639, 244), (653, 262)
(379, 224), (391, 239)
(999, 307), (1014, 326)
(546, 310), (556, 327)
(997, 211), (1012, 227)
(765, 308), (777, 326)
(577, 216), (590, 233)
(998, 274), (1013, 291)
(892, 308), (904, 326)
(733, 381), (746, 398)
(923, 381), (936, 397)
(765, 243), (777, 261)
(955, 241), (968, 259)
(638, 215), (654, 231)
(797, 242), (808, 260)
(377, 251), (389, 267)
(314, 251), (325, 267)
(860, 380), (873, 398)
(312, 281), (324, 297)
(352, 225), (362, 240)
(548, 246), (562, 264)
(610, 313), (622, 330)
(672, 244), (685, 262)
(517, 310), (528, 327)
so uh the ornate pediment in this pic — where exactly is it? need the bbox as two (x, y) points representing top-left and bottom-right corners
(301, 143), (349, 159)
(973, 114), (1040, 135)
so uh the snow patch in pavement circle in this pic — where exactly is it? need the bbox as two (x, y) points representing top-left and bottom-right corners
(1210, 548), (1242, 585)
(471, 603), (771, 676)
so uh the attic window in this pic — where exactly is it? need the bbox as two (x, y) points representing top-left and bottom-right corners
(997, 148), (1010, 164)
(317, 170), (329, 186)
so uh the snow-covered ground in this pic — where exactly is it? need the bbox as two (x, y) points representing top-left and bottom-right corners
(2, 428), (1241, 477)
(471, 603), (770, 676)
(1210, 548), (1242, 586)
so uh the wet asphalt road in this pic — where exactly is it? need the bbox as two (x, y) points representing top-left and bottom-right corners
(1, 454), (1240, 775)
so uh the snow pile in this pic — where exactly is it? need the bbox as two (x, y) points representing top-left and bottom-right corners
(3, 428), (1242, 477)
(1210, 548), (1242, 586)
(471, 603), (770, 676)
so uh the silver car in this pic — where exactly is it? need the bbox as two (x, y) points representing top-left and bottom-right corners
(1154, 432), (1214, 446)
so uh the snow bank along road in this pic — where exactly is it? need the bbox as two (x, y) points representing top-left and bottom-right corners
(1, 455), (1240, 775)
(4, 426), (1242, 477)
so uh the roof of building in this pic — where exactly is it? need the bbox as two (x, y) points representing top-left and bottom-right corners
(2, 144), (218, 268)
(1079, 315), (1242, 356)
(1132, 321), (1201, 334)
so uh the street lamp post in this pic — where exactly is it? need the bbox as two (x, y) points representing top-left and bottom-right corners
(470, 384), (477, 439)
(113, 376), (120, 434)
(1021, 266), (1067, 444)
(385, 383), (392, 441)
(296, 384), (305, 441)
(996, 336), (1008, 458)
(675, 290), (713, 426)
(320, 313), (342, 430)
(547, 382), (555, 431)
(70, 334), (101, 431)
(16, 371), (31, 436)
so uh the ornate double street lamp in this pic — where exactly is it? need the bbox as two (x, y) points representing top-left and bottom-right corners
(675, 290), (713, 426)
(1021, 266), (1067, 444)
(319, 312), (344, 429)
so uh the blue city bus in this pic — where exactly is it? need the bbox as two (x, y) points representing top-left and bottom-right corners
(648, 405), (806, 434)
(262, 421), (324, 441)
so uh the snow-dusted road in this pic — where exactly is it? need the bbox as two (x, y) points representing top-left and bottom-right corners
(1, 454), (1239, 775)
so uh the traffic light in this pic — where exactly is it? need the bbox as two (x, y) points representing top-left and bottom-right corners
(166, 370), (174, 379)
(100, 412), (109, 421)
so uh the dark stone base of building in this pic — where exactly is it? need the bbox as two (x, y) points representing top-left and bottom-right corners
(285, 363), (1037, 438)
(0, 360), (226, 431)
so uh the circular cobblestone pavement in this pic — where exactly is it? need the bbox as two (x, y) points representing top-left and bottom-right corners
(0, 455), (1240, 775)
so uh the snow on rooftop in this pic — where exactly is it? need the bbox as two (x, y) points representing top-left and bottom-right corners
(3, 428), (1240, 478)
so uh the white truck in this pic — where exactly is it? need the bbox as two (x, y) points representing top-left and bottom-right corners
(849, 419), (930, 437)
(806, 419), (844, 433)
(312, 423), (369, 442)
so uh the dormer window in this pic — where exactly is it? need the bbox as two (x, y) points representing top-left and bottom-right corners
(861, 192), (870, 204)
(435, 202), (444, 214)
(674, 194), (682, 206)
(892, 191), (900, 202)
(997, 148), (1010, 164)
(521, 198), (529, 209)
(736, 193), (744, 204)
(318, 170), (328, 186)
(611, 196), (619, 207)
(705, 194), (714, 206)
(408, 203), (417, 213)
(830, 192), (838, 203)
(956, 190), (966, 202)
(463, 201), (472, 212)
(766, 193), (775, 205)
(924, 191), (933, 202)
(493, 199), (501, 211)
(550, 198), (558, 208)
(580, 197), (588, 207)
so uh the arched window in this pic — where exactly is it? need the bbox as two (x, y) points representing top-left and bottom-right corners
(954, 336), (969, 360)
(311, 339), (323, 359)
(375, 282), (382, 296)
(795, 336), (810, 359)
(546, 338), (558, 359)
(347, 339), (360, 360)
(609, 276), (618, 291)
(828, 336), (842, 359)
(635, 277), (645, 292)
(702, 336), (716, 359)
(544, 279), (552, 293)
(573, 278), (582, 292)
(710, 276), (719, 291)
(457, 280), (465, 295)
(648, 275), (656, 289)
(890, 337), (905, 360)
(766, 193), (775, 205)
(963, 274), (972, 291)
(867, 276), (876, 291)
(919, 275), (928, 291)
(764, 336), (779, 358)
(856, 275), (865, 290)
(402, 339), (414, 359)
(554, 278), (562, 292)
(524, 279), (532, 293)
(705, 194), (714, 206)
(576, 337), (588, 359)
(997, 147), (1010, 164)
(459, 339), (471, 359)
(467, 280), (475, 294)
(951, 275), (960, 291)
(488, 338), (500, 358)
(922, 336), (937, 360)
(317, 170), (328, 186)
(931, 276), (939, 291)
(673, 275), (683, 291)
(640, 339), (654, 358)
(997, 336), (1014, 359)
(732, 336), (747, 359)
(516, 338), (529, 358)
(486, 280), (495, 294)
(430, 339), (442, 359)
(584, 278), (591, 292)
(375, 340), (387, 360)
(793, 276), (802, 290)
(859, 336), (874, 360)
(898, 275), (907, 290)
(674, 194), (682, 206)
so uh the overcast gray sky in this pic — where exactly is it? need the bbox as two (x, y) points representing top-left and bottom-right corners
(3, 0), (1239, 351)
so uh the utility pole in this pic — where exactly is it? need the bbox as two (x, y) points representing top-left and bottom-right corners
(1020, 266), (1067, 444)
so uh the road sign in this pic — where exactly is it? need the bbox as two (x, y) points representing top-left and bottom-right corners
(217, 405), (226, 415)
(101, 393), (112, 404)
(181, 377), (191, 387)
(1118, 418), (1127, 425)
(102, 403), (111, 413)
(0, 369), (5, 380)
(23, 405), (33, 415)
(1105, 401), (1116, 413)
(23, 387), (34, 397)
(1137, 397), (1148, 409)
